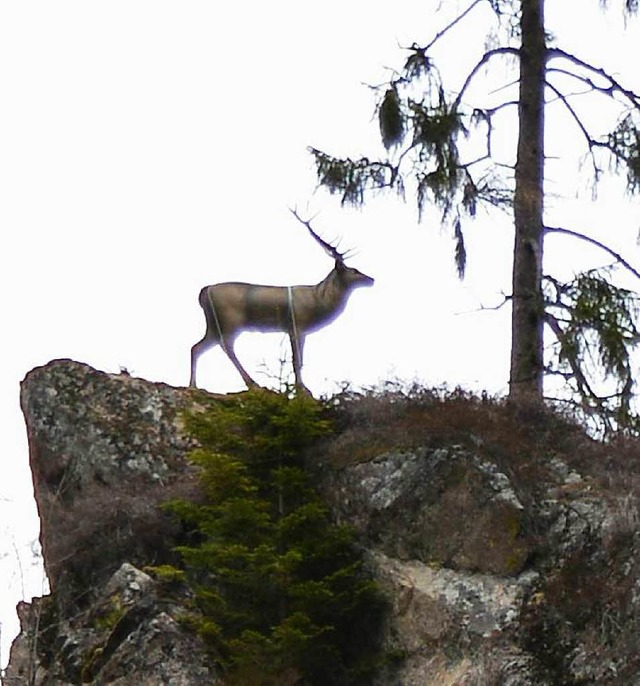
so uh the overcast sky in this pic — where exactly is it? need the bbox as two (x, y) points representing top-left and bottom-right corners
(2, 0), (639, 665)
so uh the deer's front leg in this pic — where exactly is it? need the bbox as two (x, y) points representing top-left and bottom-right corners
(290, 332), (310, 393)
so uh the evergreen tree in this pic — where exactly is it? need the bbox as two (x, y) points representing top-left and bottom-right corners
(160, 390), (386, 685)
(310, 0), (640, 433)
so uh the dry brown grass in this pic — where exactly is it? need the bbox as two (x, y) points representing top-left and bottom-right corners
(42, 471), (204, 615)
(321, 384), (640, 478)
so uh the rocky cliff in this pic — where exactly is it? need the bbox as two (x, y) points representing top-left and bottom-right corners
(4, 359), (640, 685)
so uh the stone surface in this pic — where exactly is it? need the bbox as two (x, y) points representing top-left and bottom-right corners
(5, 359), (640, 685)
(373, 552), (538, 642)
(5, 360), (216, 685)
(4, 563), (216, 685)
(20, 359), (202, 608)
(320, 446), (531, 575)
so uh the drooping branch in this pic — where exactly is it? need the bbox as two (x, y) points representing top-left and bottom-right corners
(544, 269), (640, 397)
(545, 311), (601, 405)
(545, 226), (640, 280)
(544, 80), (602, 180)
(545, 66), (621, 101)
(454, 47), (519, 108)
(544, 53), (640, 191)
(547, 48), (640, 107)
(543, 271), (639, 437)
(309, 148), (401, 207)
(546, 68), (601, 101)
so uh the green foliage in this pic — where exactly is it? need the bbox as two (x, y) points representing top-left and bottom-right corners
(545, 270), (640, 435)
(166, 389), (387, 685)
(309, 39), (512, 273)
(379, 87), (405, 150)
(94, 596), (126, 631)
(453, 219), (467, 279)
(309, 147), (400, 207)
(401, 43), (433, 81)
(410, 96), (467, 220)
(568, 273), (639, 378)
(608, 113), (640, 193)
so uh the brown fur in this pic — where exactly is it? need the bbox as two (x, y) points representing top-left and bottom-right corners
(190, 260), (373, 391)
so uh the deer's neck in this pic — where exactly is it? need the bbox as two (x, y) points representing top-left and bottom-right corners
(314, 270), (350, 313)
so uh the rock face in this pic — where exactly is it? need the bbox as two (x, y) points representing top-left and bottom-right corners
(5, 360), (216, 685)
(8, 564), (212, 686)
(5, 359), (640, 685)
(321, 446), (530, 575)
(18, 360), (201, 613)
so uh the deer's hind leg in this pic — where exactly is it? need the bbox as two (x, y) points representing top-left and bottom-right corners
(190, 334), (218, 387)
(190, 290), (222, 388)
(221, 337), (258, 389)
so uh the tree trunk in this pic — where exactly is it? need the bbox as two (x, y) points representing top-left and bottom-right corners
(509, 0), (546, 401)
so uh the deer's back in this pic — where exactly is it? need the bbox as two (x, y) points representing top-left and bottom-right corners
(204, 282), (291, 332)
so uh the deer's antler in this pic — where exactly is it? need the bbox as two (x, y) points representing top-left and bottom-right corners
(290, 208), (345, 263)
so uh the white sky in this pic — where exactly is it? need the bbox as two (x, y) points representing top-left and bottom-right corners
(1, 0), (639, 666)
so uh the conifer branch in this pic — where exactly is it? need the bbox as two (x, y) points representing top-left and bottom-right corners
(545, 226), (640, 281)
(545, 312), (617, 435)
(547, 48), (640, 107)
(545, 312), (598, 393)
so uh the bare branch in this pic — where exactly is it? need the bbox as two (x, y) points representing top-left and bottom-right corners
(485, 100), (520, 114)
(547, 48), (640, 107)
(546, 68), (595, 99)
(545, 225), (640, 280)
(461, 153), (492, 168)
(544, 82), (591, 142)
(546, 66), (612, 99)
(454, 47), (519, 108)
(470, 101), (518, 162)
(424, 0), (485, 52)
(456, 292), (512, 315)
(544, 80), (602, 180)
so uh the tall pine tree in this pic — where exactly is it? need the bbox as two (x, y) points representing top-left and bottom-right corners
(310, 0), (640, 433)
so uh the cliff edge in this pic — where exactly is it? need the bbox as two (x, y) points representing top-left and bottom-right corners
(4, 359), (640, 685)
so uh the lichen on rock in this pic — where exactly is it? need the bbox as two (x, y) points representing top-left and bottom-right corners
(6, 360), (640, 685)
(320, 445), (531, 575)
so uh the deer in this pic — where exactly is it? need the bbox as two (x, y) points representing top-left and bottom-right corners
(189, 210), (374, 392)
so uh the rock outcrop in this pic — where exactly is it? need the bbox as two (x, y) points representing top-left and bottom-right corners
(4, 359), (640, 685)
(5, 360), (215, 685)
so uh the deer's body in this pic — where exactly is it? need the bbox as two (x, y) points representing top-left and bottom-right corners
(201, 275), (353, 333)
(190, 226), (374, 391)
